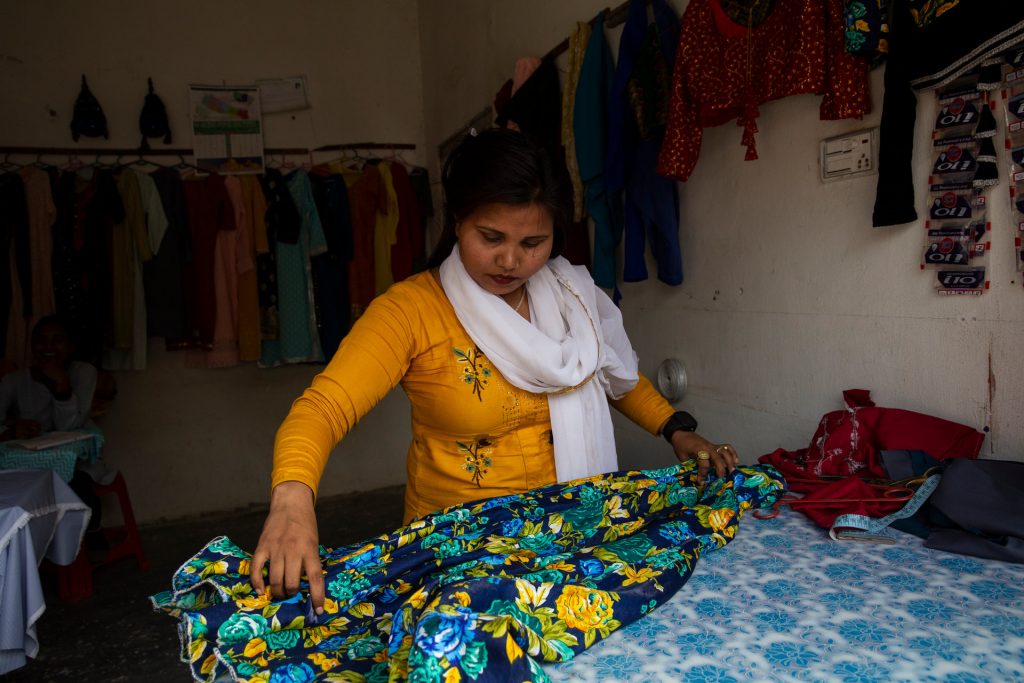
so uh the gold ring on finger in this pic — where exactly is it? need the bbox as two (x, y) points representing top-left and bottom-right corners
(696, 450), (712, 461)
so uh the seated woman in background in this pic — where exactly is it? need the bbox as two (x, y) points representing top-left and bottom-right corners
(251, 129), (740, 613)
(0, 315), (105, 548)
(1, 315), (97, 439)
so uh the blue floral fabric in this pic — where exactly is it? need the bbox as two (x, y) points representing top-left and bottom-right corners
(152, 463), (785, 682)
(555, 508), (1024, 682)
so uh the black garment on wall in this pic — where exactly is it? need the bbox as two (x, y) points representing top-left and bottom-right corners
(145, 167), (191, 341)
(0, 173), (31, 346)
(309, 173), (353, 357)
(52, 170), (124, 365)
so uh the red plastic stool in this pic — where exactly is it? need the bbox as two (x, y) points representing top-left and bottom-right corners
(54, 471), (150, 601)
(93, 472), (150, 571)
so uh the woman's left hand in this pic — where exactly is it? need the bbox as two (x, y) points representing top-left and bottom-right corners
(670, 431), (739, 483)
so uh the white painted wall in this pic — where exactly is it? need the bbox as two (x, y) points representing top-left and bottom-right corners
(0, 1), (425, 521)
(2, 0), (1021, 522)
(417, 0), (1024, 473)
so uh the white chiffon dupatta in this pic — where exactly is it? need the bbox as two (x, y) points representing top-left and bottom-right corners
(440, 246), (638, 481)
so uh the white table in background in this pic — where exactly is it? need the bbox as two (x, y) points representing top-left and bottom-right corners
(0, 469), (90, 674)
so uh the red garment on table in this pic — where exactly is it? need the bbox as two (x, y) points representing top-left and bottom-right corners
(759, 389), (985, 489)
(657, 0), (870, 180)
(797, 477), (906, 529)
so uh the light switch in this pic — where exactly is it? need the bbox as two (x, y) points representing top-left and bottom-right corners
(820, 128), (877, 182)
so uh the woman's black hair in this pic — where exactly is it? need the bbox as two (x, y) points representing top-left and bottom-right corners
(30, 314), (71, 343)
(426, 128), (571, 268)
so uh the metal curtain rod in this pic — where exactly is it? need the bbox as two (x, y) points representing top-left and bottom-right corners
(0, 142), (417, 157)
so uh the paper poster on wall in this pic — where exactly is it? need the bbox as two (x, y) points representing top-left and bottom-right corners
(188, 84), (264, 174)
(257, 76), (310, 113)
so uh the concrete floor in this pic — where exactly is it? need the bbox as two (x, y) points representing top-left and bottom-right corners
(8, 485), (406, 683)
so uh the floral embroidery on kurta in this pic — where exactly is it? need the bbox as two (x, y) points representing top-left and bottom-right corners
(458, 437), (494, 487)
(454, 347), (491, 401)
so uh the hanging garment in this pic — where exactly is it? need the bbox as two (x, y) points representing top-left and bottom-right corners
(0, 173), (31, 362)
(575, 13), (623, 291)
(844, 0), (890, 61)
(235, 175), (269, 362)
(609, 0), (683, 286)
(185, 176), (254, 369)
(658, 0), (870, 181)
(108, 171), (147, 353)
(105, 169), (167, 371)
(182, 174), (236, 348)
(260, 171), (327, 367)
(104, 171), (164, 370)
(145, 168), (191, 343)
(153, 462), (786, 683)
(373, 163), (400, 296)
(562, 22), (592, 224)
(6, 167), (57, 366)
(407, 167), (433, 271)
(872, 0), (1024, 226)
(342, 164), (385, 317)
(309, 172), (352, 358)
(52, 170), (125, 365)
(388, 162), (421, 284)
(257, 169), (301, 350)
(496, 58), (563, 155)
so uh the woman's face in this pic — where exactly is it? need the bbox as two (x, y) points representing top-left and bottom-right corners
(455, 202), (554, 297)
(31, 323), (72, 365)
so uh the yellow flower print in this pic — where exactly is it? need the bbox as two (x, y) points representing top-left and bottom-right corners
(707, 508), (735, 532)
(604, 495), (629, 520)
(621, 566), (662, 587)
(235, 589), (272, 610)
(199, 559), (229, 578)
(308, 652), (341, 671)
(200, 653), (218, 675)
(322, 598), (339, 614)
(515, 578), (552, 608)
(351, 602), (376, 618)
(243, 638), (267, 658)
(408, 588), (428, 609)
(555, 585), (616, 633)
(453, 591), (472, 607)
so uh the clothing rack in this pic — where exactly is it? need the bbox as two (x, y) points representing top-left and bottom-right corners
(438, 0), (635, 155)
(544, 0), (634, 61)
(0, 142), (416, 157)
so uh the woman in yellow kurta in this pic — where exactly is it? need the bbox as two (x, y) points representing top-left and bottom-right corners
(252, 129), (739, 613)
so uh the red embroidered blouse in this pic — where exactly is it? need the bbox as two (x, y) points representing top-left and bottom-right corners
(657, 0), (870, 181)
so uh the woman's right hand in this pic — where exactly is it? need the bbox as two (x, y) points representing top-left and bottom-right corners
(250, 481), (325, 614)
(13, 419), (42, 439)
